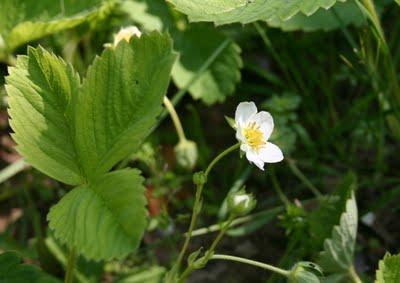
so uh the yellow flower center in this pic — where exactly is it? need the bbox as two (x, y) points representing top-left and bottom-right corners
(243, 122), (265, 151)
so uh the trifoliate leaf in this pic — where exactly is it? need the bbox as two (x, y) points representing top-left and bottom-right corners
(0, 0), (114, 55)
(6, 47), (83, 185)
(75, 32), (176, 179)
(266, 1), (364, 32)
(48, 169), (147, 260)
(172, 25), (242, 105)
(0, 251), (60, 283)
(319, 192), (358, 273)
(167, 0), (347, 26)
(376, 253), (400, 283)
(7, 32), (176, 184)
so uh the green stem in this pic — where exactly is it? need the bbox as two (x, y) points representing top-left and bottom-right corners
(64, 248), (76, 283)
(172, 143), (240, 277)
(270, 168), (290, 206)
(210, 254), (290, 277)
(178, 216), (235, 283)
(163, 96), (187, 142)
(348, 265), (362, 283)
(205, 143), (240, 177)
(286, 158), (322, 198)
(0, 159), (28, 184)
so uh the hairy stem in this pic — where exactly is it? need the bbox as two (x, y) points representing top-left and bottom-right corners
(0, 159), (28, 184)
(178, 215), (235, 282)
(64, 248), (76, 283)
(349, 265), (362, 283)
(171, 143), (240, 279)
(163, 96), (187, 142)
(210, 254), (290, 277)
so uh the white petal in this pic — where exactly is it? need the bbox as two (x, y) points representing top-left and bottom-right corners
(259, 142), (283, 163)
(246, 150), (265, 170)
(235, 124), (246, 143)
(235, 102), (257, 127)
(251, 111), (274, 140)
(240, 143), (249, 152)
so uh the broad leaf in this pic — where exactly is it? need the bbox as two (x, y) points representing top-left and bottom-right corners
(48, 169), (147, 260)
(123, 1), (243, 105)
(319, 192), (358, 273)
(7, 32), (176, 184)
(167, 0), (347, 26)
(396, 0), (400, 6)
(172, 25), (242, 105)
(0, 0), (114, 55)
(75, 32), (176, 179)
(376, 253), (400, 283)
(6, 47), (83, 185)
(0, 251), (60, 283)
(266, 1), (364, 32)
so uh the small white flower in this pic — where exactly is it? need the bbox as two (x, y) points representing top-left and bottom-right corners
(113, 26), (142, 46)
(235, 101), (283, 170)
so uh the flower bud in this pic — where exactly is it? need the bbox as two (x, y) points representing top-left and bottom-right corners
(174, 139), (198, 170)
(227, 189), (256, 216)
(113, 26), (142, 47)
(288, 262), (322, 283)
(193, 171), (206, 186)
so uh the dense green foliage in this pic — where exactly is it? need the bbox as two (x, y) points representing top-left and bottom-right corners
(0, 0), (400, 282)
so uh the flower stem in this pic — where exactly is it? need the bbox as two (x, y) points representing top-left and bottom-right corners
(64, 248), (76, 283)
(210, 254), (290, 277)
(170, 143), (240, 280)
(205, 143), (240, 176)
(178, 215), (235, 283)
(0, 159), (28, 184)
(349, 266), (362, 283)
(163, 96), (187, 142)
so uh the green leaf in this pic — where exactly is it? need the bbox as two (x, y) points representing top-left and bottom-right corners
(47, 168), (147, 260)
(396, 0), (400, 6)
(167, 0), (347, 26)
(376, 253), (400, 283)
(6, 47), (83, 185)
(172, 25), (242, 104)
(0, 251), (60, 283)
(266, 0), (364, 32)
(122, 0), (175, 31)
(123, 2), (242, 105)
(75, 32), (176, 179)
(0, 0), (114, 54)
(289, 262), (323, 283)
(7, 32), (176, 184)
(318, 192), (358, 274)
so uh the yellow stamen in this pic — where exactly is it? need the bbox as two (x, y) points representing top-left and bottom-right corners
(243, 122), (265, 151)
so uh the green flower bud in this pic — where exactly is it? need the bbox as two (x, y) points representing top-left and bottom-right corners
(288, 262), (322, 283)
(193, 171), (206, 186)
(174, 139), (198, 169)
(227, 189), (256, 216)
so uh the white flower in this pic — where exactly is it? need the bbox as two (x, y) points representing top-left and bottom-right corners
(235, 101), (283, 170)
(113, 26), (142, 46)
